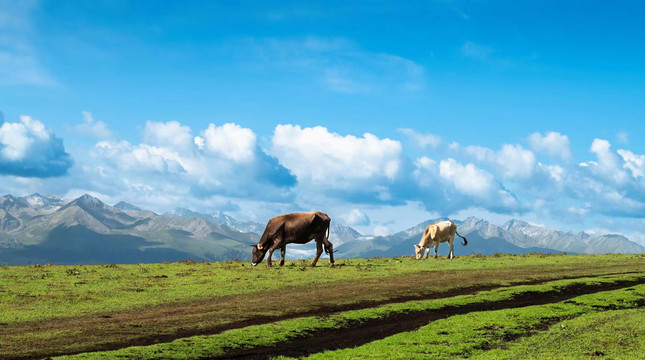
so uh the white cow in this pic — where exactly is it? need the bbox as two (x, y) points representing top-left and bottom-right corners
(414, 220), (468, 260)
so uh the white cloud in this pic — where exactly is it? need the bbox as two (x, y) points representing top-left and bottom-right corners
(465, 143), (536, 179)
(0, 115), (72, 177)
(197, 123), (257, 163)
(341, 208), (371, 226)
(373, 225), (390, 237)
(617, 149), (645, 179)
(412, 156), (437, 188)
(271, 124), (402, 188)
(528, 132), (572, 160)
(439, 158), (496, 198)
(88, 121), (295, 203)
(497, 144), (536, 178)
(579, 139), (629, 185)
(397, 128), (441, 149)
(93, 140), (186, 174)
(540, 163), (565, 183)
(464, 145), (495, 163)
(74, 111), (113, 140)
(143, 121), (193, 154)
(413, 156), (520, 213)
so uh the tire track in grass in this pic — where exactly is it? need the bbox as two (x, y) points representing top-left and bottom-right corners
(213, 277), (645, 360)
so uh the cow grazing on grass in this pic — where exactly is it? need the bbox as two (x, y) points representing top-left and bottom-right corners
(251, 211), (333, 267)
(414, 220), (467, 260)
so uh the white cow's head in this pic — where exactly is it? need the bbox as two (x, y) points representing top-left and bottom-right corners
(413, 244), (425, 260)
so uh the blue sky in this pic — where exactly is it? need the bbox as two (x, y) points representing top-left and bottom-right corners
(2, 0), (645, 242)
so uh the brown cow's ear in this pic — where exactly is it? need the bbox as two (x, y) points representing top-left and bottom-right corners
(257, 244), (263, 250)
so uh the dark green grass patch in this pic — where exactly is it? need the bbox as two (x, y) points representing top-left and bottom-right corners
(286, 285), (645, 359)
(477, 308), (645, 359)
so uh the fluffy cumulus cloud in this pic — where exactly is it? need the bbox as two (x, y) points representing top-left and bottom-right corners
(93, 140), (186, 174)
(528, 132), (572, 160)
(464, 144), (536, 179)
(618, 149), (645, 179)
(0, 115), (72, 177)
(88, 121), (295, 203)
(74, 111), (113, 139)
(195, 123), (257, 163)
(579, 139), (629, 185)
(397, 128), (441, 149)
(439, 159), (497, 198)
(564, 138), (645, 217)
(143, 120), (192, 153)
(412, 156), (520, 213)
(10, 115), (645, 227)
(271, 125), (402, 190)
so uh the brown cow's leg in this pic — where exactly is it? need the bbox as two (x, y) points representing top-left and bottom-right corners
(434, 243), (439, 259)
(311, 241), (323, 267)
(267, 244), (280, 267)
(322, 238), (334, 265)
(279, 246), (286, 266)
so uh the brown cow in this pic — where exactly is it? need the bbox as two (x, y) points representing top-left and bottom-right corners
(251, 211), (333, 267)
(414, 220), (467, 260)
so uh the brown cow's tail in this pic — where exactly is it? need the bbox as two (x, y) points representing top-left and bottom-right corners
(323, 221), (333, 254)
(456, 231), (467, 246)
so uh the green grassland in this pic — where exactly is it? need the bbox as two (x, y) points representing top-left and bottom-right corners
(0, 253), (644, 359)
(288, 283), (645, 360)
(57, 275), (645, 359)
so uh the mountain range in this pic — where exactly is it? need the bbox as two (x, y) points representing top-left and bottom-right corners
(0, 193), (643, 265)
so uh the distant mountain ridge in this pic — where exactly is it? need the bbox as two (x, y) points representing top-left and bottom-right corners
(0, 194), (258, 265)
(0, 194), (365, 265)
(0, 193), (643, 265)
(335, 217), (645, 258)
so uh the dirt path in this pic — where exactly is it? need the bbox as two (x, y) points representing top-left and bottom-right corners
(3, 268), (643, 359)
(211, 278), (645, 360)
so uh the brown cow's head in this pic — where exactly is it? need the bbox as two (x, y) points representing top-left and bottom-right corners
(251, 243), (268, 266)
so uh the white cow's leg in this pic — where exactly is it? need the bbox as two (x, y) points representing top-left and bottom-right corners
(449, 234), (457, 259)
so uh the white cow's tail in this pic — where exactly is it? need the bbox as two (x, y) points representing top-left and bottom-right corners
(456, 231), (468, 246)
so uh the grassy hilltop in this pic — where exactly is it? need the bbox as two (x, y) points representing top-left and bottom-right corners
(0, 253), (644, 359)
